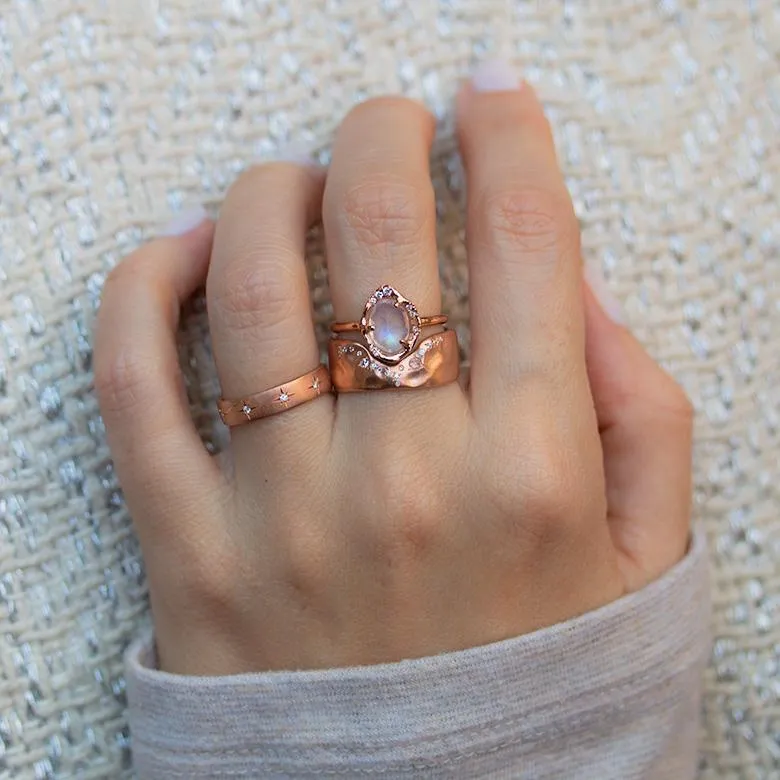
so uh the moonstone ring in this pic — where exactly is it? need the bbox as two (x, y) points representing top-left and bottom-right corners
(330, 285), (448, 366)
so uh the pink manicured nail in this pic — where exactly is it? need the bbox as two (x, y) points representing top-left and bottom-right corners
(276, 140), (319, 166)
(160, 205), (208, 237)
(584, 262), (626, 325)
(471, 59), (522, 92)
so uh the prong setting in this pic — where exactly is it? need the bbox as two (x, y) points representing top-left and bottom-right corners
(360, 285), (421, 365)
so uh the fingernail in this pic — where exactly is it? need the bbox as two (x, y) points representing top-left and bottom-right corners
(160, 205), (208, 237)
(276, 140), (319, 166)
(471, 59), (522, 92)
(584, 262), (626, 325)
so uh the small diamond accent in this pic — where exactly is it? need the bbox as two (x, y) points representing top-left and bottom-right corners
(311, 376), (320, 392)
(278, 390), (290, 403)
(359, 358), (369, 368)
(242, 404), (253, 417)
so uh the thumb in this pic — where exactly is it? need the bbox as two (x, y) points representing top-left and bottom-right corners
(584, 264), (695, 591)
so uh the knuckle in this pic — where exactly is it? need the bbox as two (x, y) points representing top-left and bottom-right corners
(94, 345), (153, 416)
(383, 488), (445, 558)
(479, 184), (576, 258)
(521, 451), (587, 527)
(281, 531), (330, 601)
(338, 177), (432, 251)
(210, 260), (298, 333)
(182, 542), (244, 620)
(485, 439), (591, 541)
(360, 458), (446, 559)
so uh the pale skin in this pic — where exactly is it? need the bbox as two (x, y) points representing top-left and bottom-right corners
(94, 83), (693, 676)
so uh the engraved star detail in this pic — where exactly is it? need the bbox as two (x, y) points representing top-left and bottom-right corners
(277, 388), (293, 406)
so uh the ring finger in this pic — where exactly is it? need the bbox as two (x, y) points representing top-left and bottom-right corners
(207, 163), (330, 466)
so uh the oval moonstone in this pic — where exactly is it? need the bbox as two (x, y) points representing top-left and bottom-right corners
(368, 299), (410, 357)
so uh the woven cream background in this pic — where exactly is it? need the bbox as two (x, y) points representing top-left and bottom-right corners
(0, 1), (778, 777)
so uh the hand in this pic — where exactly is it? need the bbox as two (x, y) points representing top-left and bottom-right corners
(94, 78), (693, 676)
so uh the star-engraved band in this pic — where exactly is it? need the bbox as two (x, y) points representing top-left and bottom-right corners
(328, 331), (460, 392)
(217, 364), (331, 427)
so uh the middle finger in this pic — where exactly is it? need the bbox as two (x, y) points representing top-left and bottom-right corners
(323, 97), (466, 425)
(324, 97), (440, 323)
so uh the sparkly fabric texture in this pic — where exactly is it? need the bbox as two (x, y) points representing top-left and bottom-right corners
(0, 1), (777, 778)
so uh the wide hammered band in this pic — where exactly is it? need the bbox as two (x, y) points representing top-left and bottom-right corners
(329, 331), (460, 392)
(217, 364), (331, 427)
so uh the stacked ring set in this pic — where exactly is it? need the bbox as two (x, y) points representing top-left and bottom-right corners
(217, 284), (458, 427)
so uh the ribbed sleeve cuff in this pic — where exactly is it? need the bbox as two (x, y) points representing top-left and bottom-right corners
(126, 526), (710, 778)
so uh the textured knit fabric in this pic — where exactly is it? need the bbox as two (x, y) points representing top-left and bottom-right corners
(125, 528), (710, 778)
(1, 3), (778, 778)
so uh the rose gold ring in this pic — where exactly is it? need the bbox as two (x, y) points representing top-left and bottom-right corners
(217, 364), (331, 427)
(329, 285), (448, 366)
(329, 331), (460, 392)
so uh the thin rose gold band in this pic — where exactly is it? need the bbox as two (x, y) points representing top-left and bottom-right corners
(329, 331), (460, 392)
(218, 364), (331, 427)
(330, 314), (448, 333)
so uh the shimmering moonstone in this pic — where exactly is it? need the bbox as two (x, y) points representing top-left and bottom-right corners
(368, 299), (410, 356)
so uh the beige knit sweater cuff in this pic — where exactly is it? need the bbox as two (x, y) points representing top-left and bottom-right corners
(126, 526), (710, 779)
